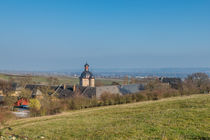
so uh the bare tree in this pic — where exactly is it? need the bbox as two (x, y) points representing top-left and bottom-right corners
(185, 73), (210, 93)
(146, 79), (161, 91)
(0, 80), (13, 95)
(130, 77), (138, 84)
(19, 89), (32, 99)
(19, 76), (33, 87)
(123, 76), (129, 85)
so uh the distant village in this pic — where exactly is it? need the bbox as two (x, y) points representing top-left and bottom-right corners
(0, 63), (185, 109)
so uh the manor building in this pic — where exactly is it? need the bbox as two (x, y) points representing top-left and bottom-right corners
(20, 63), (144, 99)
(79, 63), (95, 87)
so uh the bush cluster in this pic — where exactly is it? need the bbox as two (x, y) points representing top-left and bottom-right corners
(29, 95), (99, 117)
(29, 72), (210, 117)
(98, 88), (180, 106)
(99, 92), (146, 105)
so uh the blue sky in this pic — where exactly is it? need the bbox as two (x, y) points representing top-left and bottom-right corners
(0, 0), (210, 71)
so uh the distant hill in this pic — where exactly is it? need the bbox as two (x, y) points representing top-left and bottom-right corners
(0, 73), (123, 86)
(1, 67), (210, 78)
(2, 94), (210, 140)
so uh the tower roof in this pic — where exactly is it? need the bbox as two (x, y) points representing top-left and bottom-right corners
(80, 71), (94, 79)
(80, 63), (94, 79)
(84, 62), (89, 67)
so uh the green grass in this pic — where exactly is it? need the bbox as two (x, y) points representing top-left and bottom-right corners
(2, 94), (210, 140)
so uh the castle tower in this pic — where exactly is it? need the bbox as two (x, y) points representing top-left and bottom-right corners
(79, 63), (95, 87)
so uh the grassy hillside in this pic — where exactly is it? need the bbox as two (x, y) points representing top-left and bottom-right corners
(2, 94), (210, 140)
(0, 73), (79, 85)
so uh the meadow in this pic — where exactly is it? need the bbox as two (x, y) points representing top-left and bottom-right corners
(1, 94), (210, 140)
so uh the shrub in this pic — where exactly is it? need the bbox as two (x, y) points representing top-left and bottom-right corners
(97, 101), (103, 107)
(66, 95), (96, 110)
(39, 97), (63, 116)
(68, 100), (77, 110)
(136, 93), (146, 102)
(100, 92), (126, 105)
(89, 98), (98, 107)
(119, 96), (126, 104)
(100, 92), (111, 106)
(29, 99), (41, 116)
(131, 94), (137, 102)
(18, 89), (31, 99)
(125, 95), (132, 103)
(3, 96), (17, 109)
(113, 94), (121, 104)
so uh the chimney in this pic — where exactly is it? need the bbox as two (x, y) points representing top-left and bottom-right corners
(73, 84), (76, 92)
(64, 84), (66, 90)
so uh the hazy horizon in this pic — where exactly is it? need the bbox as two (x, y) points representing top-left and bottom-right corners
(0, 0), (210, 71)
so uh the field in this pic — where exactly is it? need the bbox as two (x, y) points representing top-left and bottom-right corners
(0, 73), (123, 86)
(1, 94), (210, 140)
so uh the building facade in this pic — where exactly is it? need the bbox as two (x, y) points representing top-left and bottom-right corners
(79, 63), (95, 87)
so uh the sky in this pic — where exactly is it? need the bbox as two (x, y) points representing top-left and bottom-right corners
(0, 0), (210, 71)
